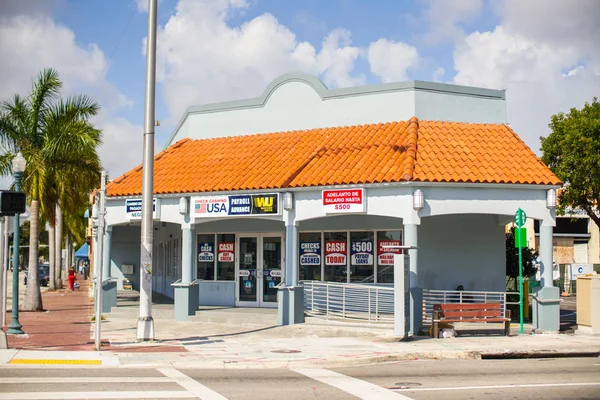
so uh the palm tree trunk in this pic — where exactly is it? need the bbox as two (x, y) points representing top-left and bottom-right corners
(48, 224), (56, 291)
(23, 200), (43, 311)
(65, 234), (72, 274)
(55, 203), (63, 289)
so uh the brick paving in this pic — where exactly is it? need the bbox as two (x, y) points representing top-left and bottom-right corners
(3, 278), (95, 351)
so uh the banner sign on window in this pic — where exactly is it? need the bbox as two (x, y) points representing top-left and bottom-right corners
(192, 194), (279, 218)
(218, 242), (234, 262)
(351, 240), (374, 265)
(126, 198), (160, 220)
(378, 240), (401, 265)
(325, 241), (346, 265)
(300, 242), (321, 266)
(197, 242), (214, 263)
(322, 188), (365, 214)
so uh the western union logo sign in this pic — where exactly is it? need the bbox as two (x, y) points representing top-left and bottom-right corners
(253, 195), (276, 214)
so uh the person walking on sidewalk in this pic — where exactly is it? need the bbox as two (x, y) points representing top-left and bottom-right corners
(68, 267), (77, 291)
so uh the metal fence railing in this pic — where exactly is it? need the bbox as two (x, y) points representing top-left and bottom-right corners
(302, 281), (394, 323)
(422, 289), (518, 325)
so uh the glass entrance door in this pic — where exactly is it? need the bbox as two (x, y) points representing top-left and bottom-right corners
(237, 234), (283, 307)
(261, 236), (282, 305)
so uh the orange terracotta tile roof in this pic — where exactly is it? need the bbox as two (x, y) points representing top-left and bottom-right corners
(106, 117), (561, 197)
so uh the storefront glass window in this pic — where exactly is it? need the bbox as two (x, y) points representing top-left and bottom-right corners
(299, 232), (321, 281)
(174, 238), (180, 280)
(166, 239), (173, 279)
(377, 230), (402, 283)
(197, 234), (215, 280)
(324, 232), (347, 282)
(217, 233), (235, 280)
(350, 231), (374, 283)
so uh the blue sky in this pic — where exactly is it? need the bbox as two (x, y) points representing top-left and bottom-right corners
(0, 0), (598, 183)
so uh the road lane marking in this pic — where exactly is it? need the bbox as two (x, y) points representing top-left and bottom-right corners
(0, 377), (172, 383)
(9, 359), (101, 365)
(0, 391), (195, 399)
(293, 368), (413, 400)
(158, 367), (228, 400)
(393, 382), (600, 392)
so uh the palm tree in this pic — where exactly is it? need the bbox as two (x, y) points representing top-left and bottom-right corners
(0, 69), (101, 310)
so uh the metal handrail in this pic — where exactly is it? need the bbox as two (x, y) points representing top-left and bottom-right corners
(303, 281), (394, 324)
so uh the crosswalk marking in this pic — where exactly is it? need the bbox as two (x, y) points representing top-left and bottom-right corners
(10, 359), (102, 365)
(0, 366), (415, 399)
(393, 382), (600, 392)
(0, 391), (195, 399)
(0, 377), (172, 383)
(293, 368), (414, 400)
(158, 367), (229, 400)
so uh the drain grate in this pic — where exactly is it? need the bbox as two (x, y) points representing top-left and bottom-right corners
(271, 349), (302, 354)
(386, 382), (422, 390)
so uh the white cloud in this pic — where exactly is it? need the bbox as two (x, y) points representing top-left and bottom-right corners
(154, 0), (363, 124)
(0, 15), (105, 100)
(452, 0), (600, 154)
(367, 39), (419, 82)
(0, 13), (139, 178)
(95, 113), (144, 180)
(454, 26), (580, 89)
(422, 0), (483, 45)
(136, 0), (165, 14)
(136, 0), (149, 13)
(432, 67), (445, 82)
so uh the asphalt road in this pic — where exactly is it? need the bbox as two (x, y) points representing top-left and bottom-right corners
(0, 357), (598, 399)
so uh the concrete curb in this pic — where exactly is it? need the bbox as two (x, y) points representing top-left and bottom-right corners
(480, 350), (600, 359)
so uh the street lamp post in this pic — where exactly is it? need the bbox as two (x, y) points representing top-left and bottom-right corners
(7, 152), (26, 335)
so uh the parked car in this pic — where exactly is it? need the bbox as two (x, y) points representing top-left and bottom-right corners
(24, 264), (50, 287)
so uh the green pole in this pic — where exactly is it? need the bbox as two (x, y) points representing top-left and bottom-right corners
(7, 171), (24, 335)
(518, 210), (524, 335)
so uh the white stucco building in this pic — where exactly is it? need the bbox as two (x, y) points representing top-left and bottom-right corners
(99, 73), (562, 333)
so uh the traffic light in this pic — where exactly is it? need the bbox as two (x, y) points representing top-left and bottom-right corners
(0, 190), (26, 216)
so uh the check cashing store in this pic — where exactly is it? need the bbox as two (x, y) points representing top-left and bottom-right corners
(107, 186), (405, 314)
(102, 73), (562, 332)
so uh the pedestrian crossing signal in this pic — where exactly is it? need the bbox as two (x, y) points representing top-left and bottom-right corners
(0, 190), (26, 216)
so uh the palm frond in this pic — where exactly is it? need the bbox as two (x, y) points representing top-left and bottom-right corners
(30, 69), (61, 148)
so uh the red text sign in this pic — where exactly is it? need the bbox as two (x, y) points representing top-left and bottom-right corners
(322, 188), (365, 214)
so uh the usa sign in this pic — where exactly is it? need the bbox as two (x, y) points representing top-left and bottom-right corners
(322, 188), (365, 214)
(192, 194), (279, 218)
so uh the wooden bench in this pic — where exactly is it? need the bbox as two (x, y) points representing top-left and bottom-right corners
(432, 303), (511, 338)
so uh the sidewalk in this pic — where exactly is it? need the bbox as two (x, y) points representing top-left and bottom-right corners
(1, 285), (599, 369)
(2, 278), (94, 351)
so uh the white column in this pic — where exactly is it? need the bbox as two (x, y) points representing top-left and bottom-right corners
(533, 217), (559, 332)
(284, 208), (299, 287)
(278, 197), (304, 325)
(102, 226), (112, 281)
(404, 223), (418, 288)
(404, 222), (422, 335)
(540, 223), (554, 288)
(181, 224), (193, 284)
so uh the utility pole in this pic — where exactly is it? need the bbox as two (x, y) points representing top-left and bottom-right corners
(137, 0), (157, 341)
(94, 170), (106, 350)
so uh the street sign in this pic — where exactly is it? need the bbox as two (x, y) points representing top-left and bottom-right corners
(0, 191), (26, 216)
(513, 208), (527, 335)
(514, 208), (527, 227)
(514, 227), (527, 248)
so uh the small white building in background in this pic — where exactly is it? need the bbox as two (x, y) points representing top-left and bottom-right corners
(99, 73), (562, 333)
